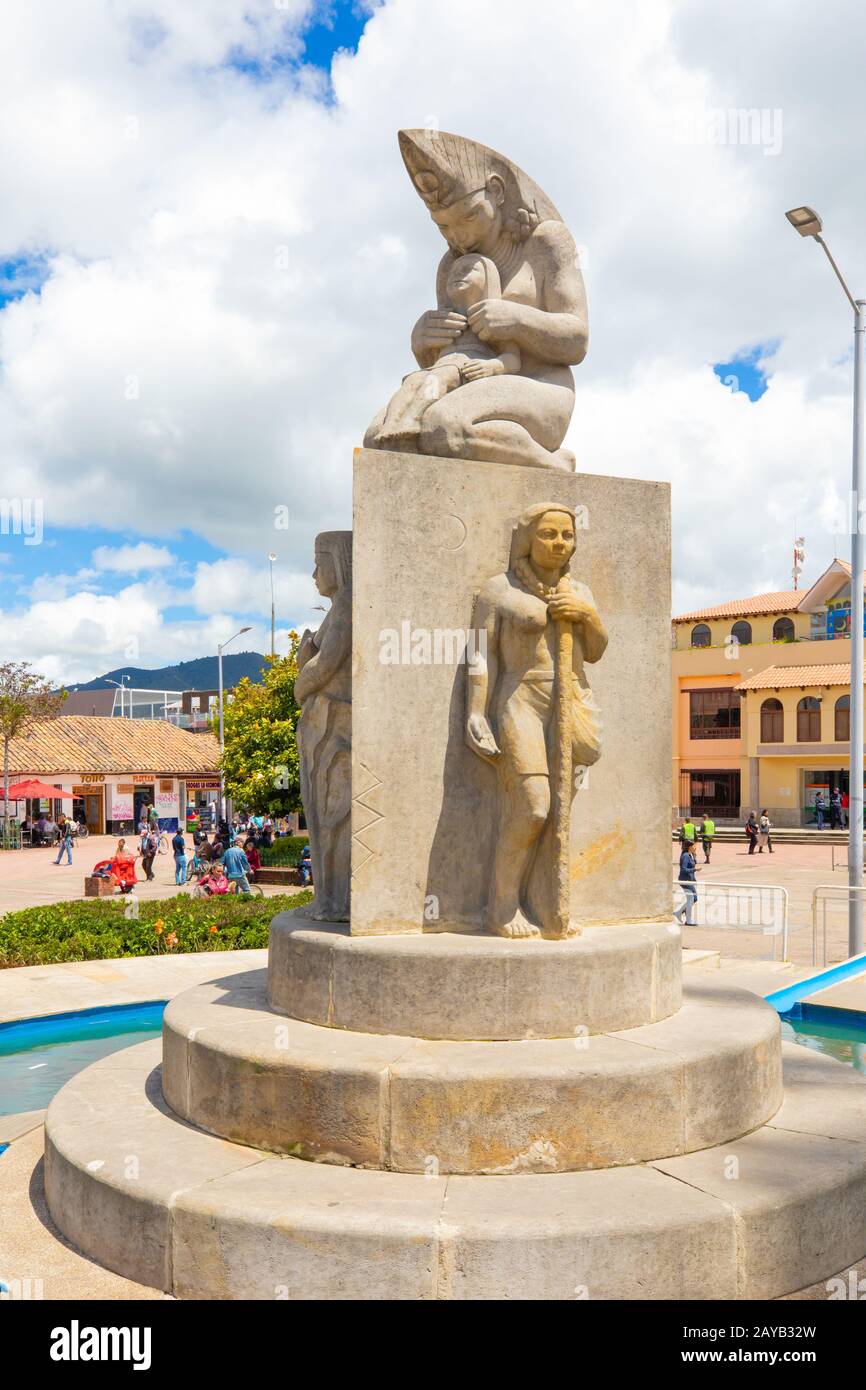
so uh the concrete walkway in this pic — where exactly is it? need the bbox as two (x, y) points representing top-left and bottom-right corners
(0, 948), (267, 1023)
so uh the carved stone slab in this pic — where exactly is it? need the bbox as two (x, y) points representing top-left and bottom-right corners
(350, 447), (670, 935)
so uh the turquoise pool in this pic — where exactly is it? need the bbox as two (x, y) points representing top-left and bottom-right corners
(0, 1000), (166, 1115)
(780, 1005), (866, 1074)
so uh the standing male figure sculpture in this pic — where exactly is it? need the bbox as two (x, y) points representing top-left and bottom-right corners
(467, 505), (607, 937)
(365, 129), (588, 470)
(295, 531), (352, 921)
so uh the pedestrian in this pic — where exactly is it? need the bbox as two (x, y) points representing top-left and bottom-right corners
(172, 827), (187, 885)
(700, 812), (715, 863)
(814, 790), (826, 830)
(53, 815), (74, 866)
(745, 811), (759, 855)
(243, 837), (261, 879)
(139, 825), (158, 881)
(147, 802), (159, 830)
(673, 843), (699, 925)
(223, 841), (253, 895)
(830, 790), (842, 831)
(680, 815), (697, 848)
(842, 791), (850, 829)
(758, 809), (773, 854)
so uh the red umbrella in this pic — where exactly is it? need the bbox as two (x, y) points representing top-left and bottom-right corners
(0, 779), (74, 800)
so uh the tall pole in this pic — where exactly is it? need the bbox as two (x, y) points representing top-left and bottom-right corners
(269, 554), (276, 660)
(850, 298), (866, 956)
(218, 641), (225, 827)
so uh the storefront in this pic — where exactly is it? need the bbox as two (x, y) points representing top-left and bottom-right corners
(185, 779), (221, 829)
(6, 717), (222, 840)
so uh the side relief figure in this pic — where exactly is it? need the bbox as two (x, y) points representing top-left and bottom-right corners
(295, 531), (352, 921)
(365, 129), (588, 470)
(466, 505), (607, 937)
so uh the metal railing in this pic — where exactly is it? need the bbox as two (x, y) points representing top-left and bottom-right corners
(811, 884), (866, 965)
(673, 879), (789, 960)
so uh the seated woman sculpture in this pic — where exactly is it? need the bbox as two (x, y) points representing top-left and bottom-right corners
(370, 253), (520, 452)
(365, 129), (588, 470)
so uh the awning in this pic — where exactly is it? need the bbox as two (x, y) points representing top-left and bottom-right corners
(0, 779), (75, 801)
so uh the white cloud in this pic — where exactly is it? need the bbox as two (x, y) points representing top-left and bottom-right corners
(92, 541), (177, 572)
(0, 0), (864, 682)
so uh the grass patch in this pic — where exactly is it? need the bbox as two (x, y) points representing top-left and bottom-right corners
(0, 891), (313, 968)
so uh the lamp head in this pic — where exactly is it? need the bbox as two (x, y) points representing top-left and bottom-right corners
(786, 206), (822, 238)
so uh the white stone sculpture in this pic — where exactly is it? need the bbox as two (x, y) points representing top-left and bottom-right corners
(365, 129), (588, 470)
(295, 531), (352, 921)
(467, 503), (607, 937)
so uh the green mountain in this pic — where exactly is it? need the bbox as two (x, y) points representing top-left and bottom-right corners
(66, 652), (268, 692)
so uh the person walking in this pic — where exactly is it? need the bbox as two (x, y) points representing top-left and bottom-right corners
(842, 790), (850, 829)
(745, 811), (759, 855)
(139, 825), (158, 881)
(172, 827), (187, 885)
(700, 813), (715, 863)
(830, 789), (842, 831)
(814, 790), (826, 830)
(53, 815), (74, 866)
(758, 809), (773, 854)
(223, 841), (253, 896)
(673, 843), (699, 925)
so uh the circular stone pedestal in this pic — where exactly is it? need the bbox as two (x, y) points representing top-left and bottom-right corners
(162, 972), (783, 1173)
(268, 911), (682, 1040)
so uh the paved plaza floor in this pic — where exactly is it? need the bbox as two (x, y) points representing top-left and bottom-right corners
(675, 837), (863, 966)
(0, 835), (303, 917)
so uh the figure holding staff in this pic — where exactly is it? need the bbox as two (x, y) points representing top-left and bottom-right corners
(466, 504), (607, 938)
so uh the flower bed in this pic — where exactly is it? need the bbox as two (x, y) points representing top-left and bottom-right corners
(0, 891), (312, 968)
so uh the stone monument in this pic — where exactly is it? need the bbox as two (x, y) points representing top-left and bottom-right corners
(42, 130), (866, 1301)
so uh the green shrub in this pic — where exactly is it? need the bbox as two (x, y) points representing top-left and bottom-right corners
(0, 891), (313, 968)
(259, 835), (307, 867)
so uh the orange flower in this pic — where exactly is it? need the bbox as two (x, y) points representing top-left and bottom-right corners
(165, 931), (178, 948)
(154, 920), (164, 935)
(208, 925), (219, 934)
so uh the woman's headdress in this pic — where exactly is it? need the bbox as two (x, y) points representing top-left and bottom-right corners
(398, 129), (562, 241)
(315, 530), (353, 589)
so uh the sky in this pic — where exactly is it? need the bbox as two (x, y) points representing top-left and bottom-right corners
(0, 0), (864, 681)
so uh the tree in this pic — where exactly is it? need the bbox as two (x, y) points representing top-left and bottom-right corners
(0, 662), (67, 838)
(220, 638), (302, 816)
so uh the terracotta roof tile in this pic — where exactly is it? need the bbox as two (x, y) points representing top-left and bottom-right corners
(735, 664), (852, 691)
(674, 591), (801, 622)
(8, 716), (221, 776)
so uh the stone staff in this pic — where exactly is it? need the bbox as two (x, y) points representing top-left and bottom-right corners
(552, 604), (574, 938)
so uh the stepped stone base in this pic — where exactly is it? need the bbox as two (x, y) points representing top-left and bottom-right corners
(44, 1039), (866, 1300)
(268, 911), (681, 1039)
(162, 972), (782, 1173)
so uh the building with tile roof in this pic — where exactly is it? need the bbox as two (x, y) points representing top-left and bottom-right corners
(6, 716), (221, 834)
(671, 559), (865, 826)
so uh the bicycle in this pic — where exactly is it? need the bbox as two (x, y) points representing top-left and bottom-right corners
(157, 831), (170, 856)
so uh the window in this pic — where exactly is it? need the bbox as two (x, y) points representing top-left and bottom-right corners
(730, 620), (752, 645)
(682, 770), (741, 816)
(797, 696), (821, 742)
(835, 695), (850, 742)
(773, 616), (795, 642)
(760, 698), (784, 743)
(689, 688), (741, 740)
(690, 623), (711, 648)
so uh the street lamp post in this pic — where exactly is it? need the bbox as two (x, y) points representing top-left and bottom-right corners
(787, 206), (866, 956)
(218, 626), (252, 826)
(106, 675), (130, 718)
(268, 554), (277, 660)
